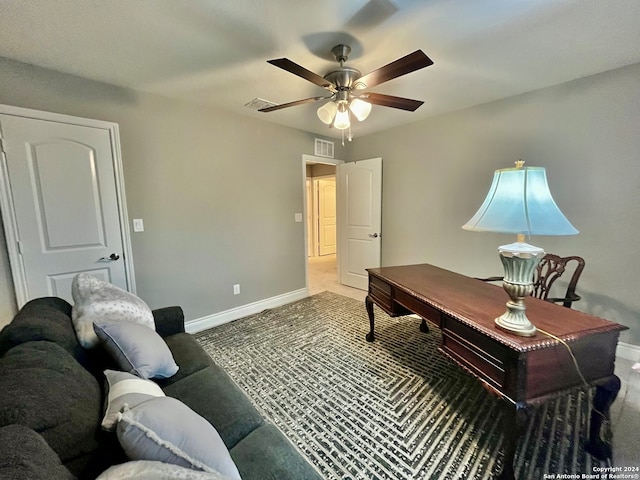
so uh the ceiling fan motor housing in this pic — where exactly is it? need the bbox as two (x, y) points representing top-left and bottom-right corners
(324, 67), (362, 90)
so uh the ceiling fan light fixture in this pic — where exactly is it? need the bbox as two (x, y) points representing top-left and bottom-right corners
(333, 103), (351, 130)
(349, 98), (372, 121)
(317, 101), (337, 125)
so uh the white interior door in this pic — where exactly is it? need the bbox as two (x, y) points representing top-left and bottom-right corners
(337, 158), (382, 290)
(317, 177), (336, 256)
(0, 110), (132, 305)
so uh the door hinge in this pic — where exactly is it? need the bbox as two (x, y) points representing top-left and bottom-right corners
(16, 240), (23, 255)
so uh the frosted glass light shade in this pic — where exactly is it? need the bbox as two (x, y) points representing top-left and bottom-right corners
(317, 101), (337, 125)
(349, 98), (372, 121)
(462, 166), (578, 236)
(333, 107), (351, 130)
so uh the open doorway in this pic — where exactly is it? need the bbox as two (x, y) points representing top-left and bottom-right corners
(307, 166), (336, 297)
(302, 154), (366, 301)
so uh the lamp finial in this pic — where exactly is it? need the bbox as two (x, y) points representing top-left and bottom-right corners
(515, 159), (525, 168)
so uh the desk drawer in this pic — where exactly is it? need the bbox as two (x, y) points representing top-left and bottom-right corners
(441, 316), (509, 390)
(370, 276), (391, 295)
(394, 290), (442, 327)
(369, 276), (393, 310)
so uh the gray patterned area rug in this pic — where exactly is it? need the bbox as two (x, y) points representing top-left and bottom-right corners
(195, 291), (608, 480)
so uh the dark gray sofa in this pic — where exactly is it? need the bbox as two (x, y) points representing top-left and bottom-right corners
(0, 297), (322, 480)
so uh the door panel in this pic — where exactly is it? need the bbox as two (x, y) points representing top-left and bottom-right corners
(0, 113), (127, 304)
(337, 158), (382, 290)
(31, 140), (106, 249)
(47, 268), (111, 299)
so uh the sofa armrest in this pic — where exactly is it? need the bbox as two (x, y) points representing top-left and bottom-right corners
(152, 306), (185, 337)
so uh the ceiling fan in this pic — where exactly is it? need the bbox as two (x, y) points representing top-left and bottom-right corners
(259, 44), (433, 132)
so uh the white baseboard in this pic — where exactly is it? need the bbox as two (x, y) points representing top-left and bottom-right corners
(185, 288), (309, 334)
(617, 341), (640, 362)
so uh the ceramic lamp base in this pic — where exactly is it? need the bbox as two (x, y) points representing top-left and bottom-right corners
(494, 241), (545, 337)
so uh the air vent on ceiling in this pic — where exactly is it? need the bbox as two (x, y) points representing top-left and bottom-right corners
(244, 98), (277, 110)
(315, 138), (334, 158)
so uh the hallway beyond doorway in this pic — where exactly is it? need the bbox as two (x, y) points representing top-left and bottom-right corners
(307, 254), (366, 302)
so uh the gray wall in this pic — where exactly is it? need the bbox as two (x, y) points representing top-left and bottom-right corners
(0, 57), (349, 325)
(1, 56), (638, 346)
(349, 62), (640, 345)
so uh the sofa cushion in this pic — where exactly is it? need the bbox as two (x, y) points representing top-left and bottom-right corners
(96, 460), (235, 480)
(0, 424), (75, 480)
(156, 333), (213, 386)
(0, 341), (102, 463)
(62, 432), (127, 480)
(116, 397), (241, 479)
(230, 424), (323, 480)
(161, 366), (264, 449)
(71, 273), (155, 349)
(94, 319), (178, 379)
(101, 370), (165, 431)
(0, 297), (80, 357)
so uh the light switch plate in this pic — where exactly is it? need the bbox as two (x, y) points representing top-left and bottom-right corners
(294, 213), (303, 223)
(133, 219), (144, 232)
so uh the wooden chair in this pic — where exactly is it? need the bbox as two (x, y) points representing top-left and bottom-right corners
(479, 254), (585, 308)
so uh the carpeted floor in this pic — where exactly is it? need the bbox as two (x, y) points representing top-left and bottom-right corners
(195, 291), (609, 480)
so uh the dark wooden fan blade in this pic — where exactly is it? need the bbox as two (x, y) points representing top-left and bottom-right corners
(267, 58), (333, 89)
(258, 96), (328, 112)
(356, 50), (433, 89)
(361, 92), (424, 111)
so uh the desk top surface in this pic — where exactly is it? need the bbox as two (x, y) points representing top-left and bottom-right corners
(367, 263), (626, 352)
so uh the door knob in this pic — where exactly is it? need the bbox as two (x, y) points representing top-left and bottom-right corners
(368, 233), (379, 238)
(99, 253), (120, 262)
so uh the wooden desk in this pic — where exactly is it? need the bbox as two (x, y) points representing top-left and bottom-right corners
(365, 264), (627, 480)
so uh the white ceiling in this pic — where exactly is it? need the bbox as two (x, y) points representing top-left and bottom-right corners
(1, 0), (640, 139)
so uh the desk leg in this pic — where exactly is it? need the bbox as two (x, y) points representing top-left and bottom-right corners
(365, 295), (375, 342)
(585, 374), (620, 460)
(420, 318), (429, 333)
(497, 401), (529, 480)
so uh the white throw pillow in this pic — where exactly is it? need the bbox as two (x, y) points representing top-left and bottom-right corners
(71, 273), (155, 348)
(96, 460), (236, 480)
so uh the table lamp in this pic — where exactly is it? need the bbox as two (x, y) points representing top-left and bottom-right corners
(462, 161), (578, 336)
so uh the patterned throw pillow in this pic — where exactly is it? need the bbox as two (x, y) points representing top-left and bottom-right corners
(71, 273), (155, 349)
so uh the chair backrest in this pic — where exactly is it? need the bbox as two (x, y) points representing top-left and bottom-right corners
(532, 254), (585, 308)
